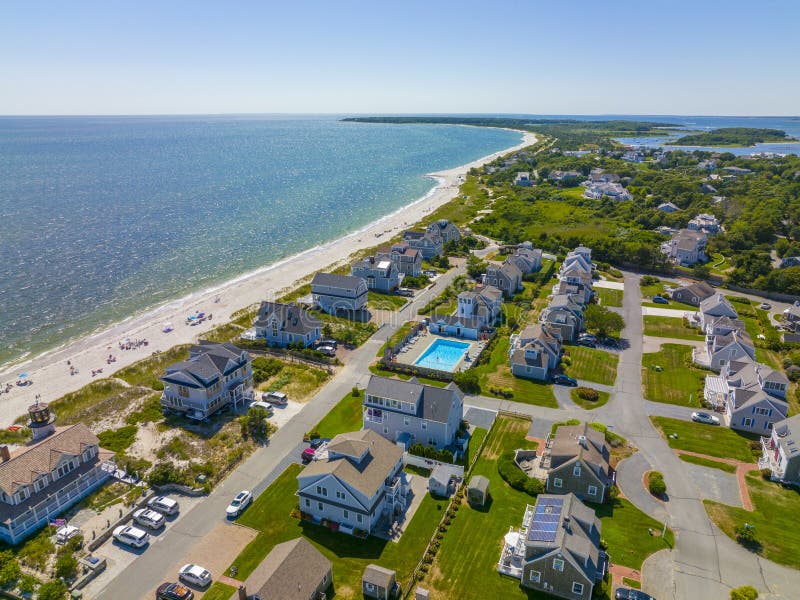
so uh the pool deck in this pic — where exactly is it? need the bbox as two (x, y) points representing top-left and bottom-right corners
(393, 332), (481, 373)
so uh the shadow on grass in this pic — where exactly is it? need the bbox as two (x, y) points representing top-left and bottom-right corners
(299, 520), (389, 560)
(466, 494), (494, 513)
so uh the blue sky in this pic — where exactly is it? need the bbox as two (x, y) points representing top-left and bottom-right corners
(2, 0), (799, 115)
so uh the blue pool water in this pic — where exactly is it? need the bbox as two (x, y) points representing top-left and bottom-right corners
(414, 339), (471, 372)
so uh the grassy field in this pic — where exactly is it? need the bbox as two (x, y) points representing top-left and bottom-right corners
(202, 582), (237, 600)
(593, 498), (673, 570)
(368, 291), (408, 311)
(705, 472), (800, 569)
(678, 453), (738, 473)
(377, 321), (418, 357)
(596, 287), (623, 307)
(474, 334), (558, 408)
(115, 345), (191, 389)
(570, 388), (611, 410)
(643, 316), (703, 340)
(641, 344), (705, 407)
(223, 463), (446, 599)
(258, 362), (330, 403)
(651, 416), (759, 463)
(309, 390), (365, 439)
(563, 346), (618, 386)
(640, 278), (667, 299)
(201, 322), (246, 343)
(313, 310), (378, 347)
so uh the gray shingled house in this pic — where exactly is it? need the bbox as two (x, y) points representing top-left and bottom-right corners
(311, 272), (369, 314)
(543, 423), (614, 503)
(252, 301), (321, 348)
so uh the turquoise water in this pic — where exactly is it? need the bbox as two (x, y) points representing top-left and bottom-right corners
(0, 116), (521, 367)
(414, 339), (470, 372)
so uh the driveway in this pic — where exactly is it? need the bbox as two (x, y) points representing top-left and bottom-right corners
(641, 306), (694, 318)
(594, 280), (625, 290)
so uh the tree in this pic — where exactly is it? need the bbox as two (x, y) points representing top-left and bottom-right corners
(55, 553), (78, 580)
(466, 254), (487, 279)
(692, 264), (711, 280)
(241, 406), (273, 441)
(648, 471), (667, 497)
(36, 581), (68, 600)
(730, 585), (758, 600)
(584, 304), (625, 337)
(453, 370), (480, 394)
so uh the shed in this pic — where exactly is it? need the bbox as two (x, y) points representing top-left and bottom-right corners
(415, 588), (431, 600)
(362, 564), (397, 599)
(428, 463), (462, 498)
(467, 475), (490, 507)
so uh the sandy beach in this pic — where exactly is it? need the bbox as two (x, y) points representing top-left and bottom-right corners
(0, 130), (536, 427)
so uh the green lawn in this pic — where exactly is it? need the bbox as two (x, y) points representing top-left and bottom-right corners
(570, 388), (611, 410)
(706, 473), (800, 569)
(201, 322), (246, 343)
(228, 463), (446, 599)
(596, 287), (623, 308)
(202, 582), (237, 600)
(593, 498), (673, 570)
(678, 453), (737, 473)
(259, 362), (330, 403)
(457, 426), (488, 467)
(650, 416), (759, 463)
(641, 344), (705, 407)
(640, 279), (667, 299)
(367, 363), (449, 388)
(313, 310), (378, 347)
(115, 344), (191, 389)
(563, 346), (619, 386)
(473, 334), (558, 408)
(308, 390), (364, 439)
(643, 316), (703, 340)
(368, 291), (408, 311)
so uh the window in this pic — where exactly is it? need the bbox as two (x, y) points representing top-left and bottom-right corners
(553, 558), (564, 572)
(343, 510), (349, 519)
(323, 574), (327, 585)
(177, 385), (190, 398)
(316, 486), (328, 497)
(755, 407), (771, 416)
(336, 491), (346, 500)
(553, 478), (563, 488)
(767, 422), (774, 430)
(742, 418), (754, 427)
(421, 421), (427, 430)
(573, 464), (582, 477)
(305, 499), (310, 507)
(383, 427), (389, 435)
(366, 583), (374, 592)
(357, 514), (363, 523)
(588, 485), (598, 496)
(572, 582), (584, 595)
(318, 502), (323, 510)
(529, 570), (541, 583)
(404, 417), (409, 426)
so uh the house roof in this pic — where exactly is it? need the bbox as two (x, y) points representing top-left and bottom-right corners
(429, 313), (483, 330)
(700, 293), (737, 318)
(311, 272), (366, 291)
(300, 429), (403, 499)
(510, 348), (548, 370)
(254, 301), (321, 335)
(162, 342), (247, 389)
(771, 414), (800, 461)
(548, 424), (611, 484)
(0, 424), (108, 496)
(674, 282), (715, 301)
(365, 375), (463, 424)
(468, 475), (489, 493)
(240, 537), (331, 600)
(363, 564), (396, 589)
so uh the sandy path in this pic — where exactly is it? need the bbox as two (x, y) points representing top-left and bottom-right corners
(0, 131), (537, 426)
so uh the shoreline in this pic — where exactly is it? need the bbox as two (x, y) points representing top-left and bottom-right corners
(0, 130), (537, 426)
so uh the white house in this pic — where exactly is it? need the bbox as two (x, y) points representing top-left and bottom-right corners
(351, 256), (402, 293)
(509, 324), (562, 381)
(311, 272), (369, 314)
(699, 294), (738, 330)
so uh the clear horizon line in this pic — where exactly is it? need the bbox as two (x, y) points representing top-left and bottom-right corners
(1, 112), (799, 118)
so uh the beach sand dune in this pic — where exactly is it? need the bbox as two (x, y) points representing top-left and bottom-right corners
(0, 131), (536, 427)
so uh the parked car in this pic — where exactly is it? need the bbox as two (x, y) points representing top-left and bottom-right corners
(310, 437), (330, 449)
(759, 302), (771, 310)
(615, 588), (655, 600)
(552, 374), (578, 387)
(178, 564), (212, 588)
(133, 508), (166, 530)
(691, 411), (720, 425)
(262, 390), (288, 405)
(652, 296), (669, 304)
(156, 582), (195, 600)
(577, 338), (596, 348)
(301, 447), (317, 463)
(226, 490), (253, 518)
(148, 495), (179, 516)
(113, 525), (150, 548)
(318, 339), (338, 349)
(316, 345), (337, 357)
(600, 337), (619, 348)
(248, 401), (274, 415)
(396, 288), (414, 297)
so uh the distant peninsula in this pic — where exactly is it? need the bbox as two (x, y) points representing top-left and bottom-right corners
(668, 127), (796, 147)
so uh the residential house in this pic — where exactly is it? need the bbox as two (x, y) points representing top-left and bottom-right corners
(351, 256), (402, 293)
(697, 159), (717, 171)
(426, 314), (486, 341)
(699, 294), (739, 330)
(654, 225), (676, 236)
(376, 243), (422, 277)
(0, 407), (115, 545)
(402, 230), (443, 259)
(514, 171), (533, 186)
(428, 463), (463, 497)
(723, 166), (753, 175)
(783, 304), (800, 332)
(160, 341), (253, 420)
(622, 149), (645, 162)
(779, 256), (800, 269)
(706, 329), (756, 372)
(362, 565), (398, 600)
(426, 219), (461, 244)
(252, 301), (321, 348)
(661, 228), (707, 266)
(688, 213), (721, 235)
(670, 282), (715, 307)
(555, 266), (593, 305)
(560, 247), (593, 275)
(311, 272), (369, 314)
(583, 182), (632, 201)
(235, 537), (332, 600)
(500, 494), (607, 600)
(297, 429), (407, 536)
(543, 423), (614, 503)
(715, 359), (788, 435)
(657, 202), (680, 213)
(548, 170), (582, 183)
(485, 261), (523, 298)
(509, 324), (563, 381)
(432, 284), (504, 338)
(701, 183), (718, 194)
(760, 414), (800, 484)
(540, 294), (585, 341)
(508, 244), (543, 275)
(363, 375), (464, 450)
(587, 169), (620, 184)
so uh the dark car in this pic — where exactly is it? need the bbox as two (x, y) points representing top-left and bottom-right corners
(156, 582), (194, 600)
(301, 447), (316, 463)
(553, 374), (578, 387)
(577, 338), (596, 348)
(615, 587), (654, 600)
(652, 296), (669, 304)
(310, 437), (330, 449)
(600, 337), (619, 348)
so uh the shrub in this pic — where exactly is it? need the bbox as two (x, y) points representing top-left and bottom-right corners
(735, 524), (760, 551)
(54, 553), (78, 580)
(498, 451), (543, 497)
(36, 581), (68, 600)
(640, 275), (660, 287)
(453, 370), (480, 394)
(648, 471), (667, 497)
(730, 585), (758, 600)
(576, 387), (599, 402)
(147, 461), (188, 487)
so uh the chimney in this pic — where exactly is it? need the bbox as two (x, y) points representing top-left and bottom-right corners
(237, 585), (247, 600)
(0, 445), (10, 463)
(563, 516), (571, 533)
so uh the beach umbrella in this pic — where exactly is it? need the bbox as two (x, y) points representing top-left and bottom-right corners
(18, 373), (28, 378)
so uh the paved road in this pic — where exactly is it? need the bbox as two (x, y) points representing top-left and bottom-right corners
(94, 268), (465, 599)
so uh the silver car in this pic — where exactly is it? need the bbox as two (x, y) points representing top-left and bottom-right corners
(113, 525), (149, 548)
(148, 495), (180, 515)
(133, 508), (166, 529)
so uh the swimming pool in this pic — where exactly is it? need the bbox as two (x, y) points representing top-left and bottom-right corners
(414, 339), (471, 372)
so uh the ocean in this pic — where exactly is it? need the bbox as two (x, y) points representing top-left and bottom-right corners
(0, 115), (521, 368)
